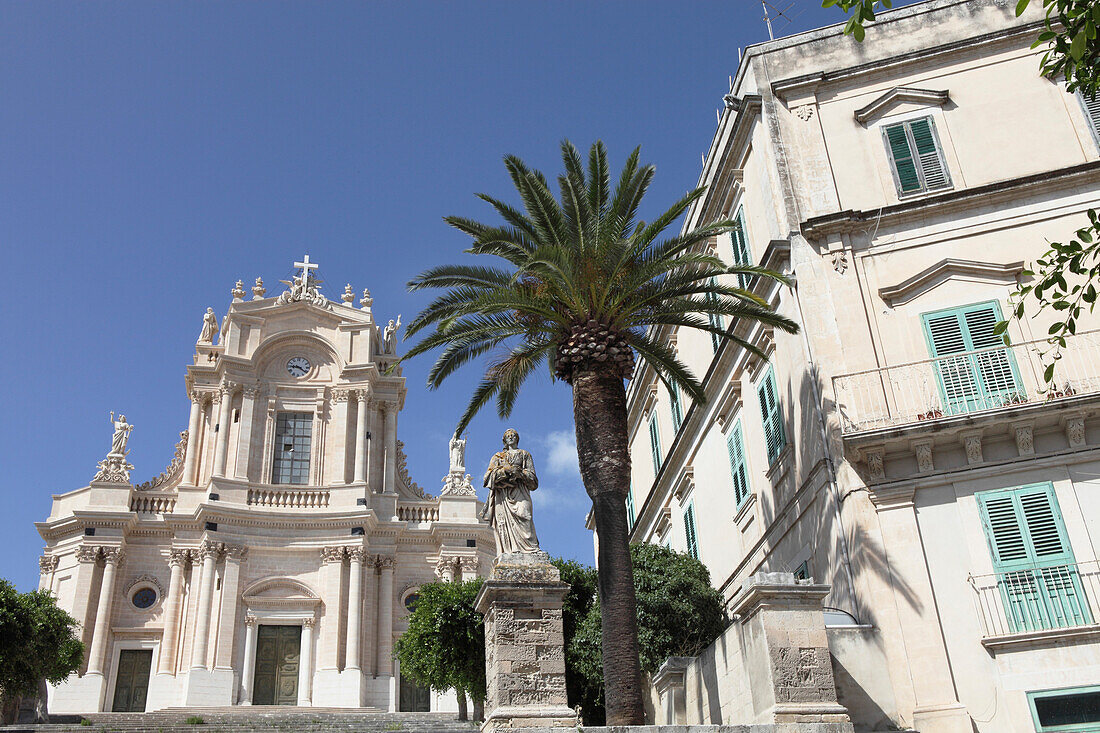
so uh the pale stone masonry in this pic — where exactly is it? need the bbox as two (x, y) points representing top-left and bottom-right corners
(36, 259), (495, 714)
(605, 1), (1100, 732)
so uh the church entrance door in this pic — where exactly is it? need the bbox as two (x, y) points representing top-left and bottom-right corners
(253, 625), (301, 706)
(399, 671), (430, 712)
(111, 649), (152, 712)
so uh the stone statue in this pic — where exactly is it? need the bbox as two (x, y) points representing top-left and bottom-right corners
(198, 308), (218, 343)
(109, 412), (133, 456)
(383, 315), (402, 354)
(449, 434), (466, 473)
(482, 429), (540, 554)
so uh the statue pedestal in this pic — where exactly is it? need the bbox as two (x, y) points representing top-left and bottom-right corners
(474, 553), (579, 732)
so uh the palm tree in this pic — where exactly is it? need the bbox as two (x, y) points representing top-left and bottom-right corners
(404, 140), (797, 724)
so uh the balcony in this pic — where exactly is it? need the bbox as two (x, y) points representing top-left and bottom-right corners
(969, 561), (1100, 646)
(832, 331), (1100, 434)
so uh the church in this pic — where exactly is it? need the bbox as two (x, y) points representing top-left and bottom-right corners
(34, 258), (495, 714)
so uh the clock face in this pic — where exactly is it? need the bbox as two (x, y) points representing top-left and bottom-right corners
(286, 356), (311, 377)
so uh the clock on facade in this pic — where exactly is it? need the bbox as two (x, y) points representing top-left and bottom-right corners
(286, 356), (311, 377)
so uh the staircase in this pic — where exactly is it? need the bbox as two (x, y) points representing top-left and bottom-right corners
(0, 707), (481, 733)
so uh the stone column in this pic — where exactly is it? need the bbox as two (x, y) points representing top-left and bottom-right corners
(354, 391), (370, 484)
(435, 556), (456, 583)
(363, 558), (377, 676)
(234, 387), (259, 480)
(297, 618), (315, 706)
(458, 556), (480, 583)
(382, 402), (397, 494)
(190, 542), (220, 669)
(240, 615), (258, 705)
(157, 549), (188, 675)
(376, 556), (394, 680)
(72, 547), (101, 662)
(346, 548), (365, 671)
(183, 393), (204, 485)
(212, 384), (234, 479)
(86, 548), (124, 677)
(214, 546), (246, 670)
(318, 547), (345, 672)
(474, 553), (578, 732)
(38, 555), (58, 592)
(331, 390), (351, 484)
(727, 572), (850, 726)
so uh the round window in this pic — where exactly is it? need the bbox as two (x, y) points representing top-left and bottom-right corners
(404, 592), (419, 613)
(132, 587), (157, 609)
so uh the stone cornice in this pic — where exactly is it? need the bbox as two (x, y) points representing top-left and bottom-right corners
(877, 259), (1025, 306)
(854, 86), (950, 124)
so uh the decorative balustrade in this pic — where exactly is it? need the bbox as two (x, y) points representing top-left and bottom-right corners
(130, 494), (177, 514)
(968, 560), (1100, 638)
(832, 331), (1100, 433)
(397, 503), (440, 522)
(247, 488), (331, 509)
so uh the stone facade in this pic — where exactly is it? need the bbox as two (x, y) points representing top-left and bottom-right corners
(36, 259), (495, 714)
(610, 2), (1100, 732)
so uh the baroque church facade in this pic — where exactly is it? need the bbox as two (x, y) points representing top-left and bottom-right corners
(35, 259), (494, 714)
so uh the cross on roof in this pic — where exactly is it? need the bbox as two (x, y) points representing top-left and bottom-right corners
(294, 255), (319, 287)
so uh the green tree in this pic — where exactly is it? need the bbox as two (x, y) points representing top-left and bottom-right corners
(0, 580), (83, 724)
(827, 0), (1100, 385)
(392, 579), (485, 721)
(569, 543), (727, 720)
(404, 140), (796, 724)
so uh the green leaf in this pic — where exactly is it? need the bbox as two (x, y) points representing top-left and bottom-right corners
(1016, 0), (1031, 15)
(1045, 363), (1056, 382)
(1070, 31), (1087, 60)
(853, 23), (866, 42)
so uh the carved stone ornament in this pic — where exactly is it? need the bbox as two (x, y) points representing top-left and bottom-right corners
(342, 284), (356, 305)
(302, 617), (316, 628)
(276, 255), (328, 308)
(232, 279), (246, 300)
(441, 472), (476, 497)
(331, 389), (351, 403)
(864, 447), (885, 481)
(168, 548), (189, 567)
(912, 440), (934, 473)
(1014, 423), (1035, 456)
(360, 288), (373, 309)
(1066, 416), (1087, 449)
(320, 546), (346, 564)
(39, 555), (58, 574)
(76, 546), (100, 564)
(435, 556), (458, 580)
(135, 431), (188, 491)
(831, 250), (848, 274)
(962, 433), (984, 465)
(794, 104), (817, 122)
(93, 454), (135, 484)
(224, 544), (248, 561)
(245, 614), (258, 627)
(124, 573), (165, 598)
(376, 555), (395, 571)
(458, 556), (480, 575)
(100, 548), (124, 566)
(346, 547), (367, 563)
(252, 277), (266, 300)
(396, 440), (433, 500)
(197, 541), (222, 561)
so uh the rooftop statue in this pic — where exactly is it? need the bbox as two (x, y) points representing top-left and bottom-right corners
(482, 428), (541, 555)
(198, 308), (218, 344)
(383, 315), (402, 354)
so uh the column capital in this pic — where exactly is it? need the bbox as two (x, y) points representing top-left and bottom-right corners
(302, 617), (316, 629)
(242, 384), (262, 398)
(197, 540), (222, 561)
(39, 555), (58, 574)
(356, 388), (372, 404)
(245, 614), (258, 627)
(224, 544), (248, 561)
(331, 388), (351, 403)
(458, 556), (480, 575)
(346, 547), (368, 563)
(320, 546), (346, 564)
(168, 548), (189, 567)
(435, 555), (458, 580)
(376, 555), (395, 571)
(76, 546), (100, 564)
(219, 381), (237, 397)
(101, 547), (124, 566)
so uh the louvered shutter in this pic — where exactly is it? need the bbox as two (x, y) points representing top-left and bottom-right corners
(684, 502), (699, 560)
(977, 484), (1090, 632)
(884, 123), (922, 193)
(727, 420), (750, 507)
(626, 483), (636, 531)
(669, 387), (683, 432)
(731, 209), (753, 289)
(758, 368), (786, 463)
(908, 118), (951, 191)
(649, 414), (662, 474)
(706, 277), (723, 351)
(1079, 90), (1100, 144)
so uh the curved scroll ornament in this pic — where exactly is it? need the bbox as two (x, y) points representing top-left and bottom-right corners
(93, 455), (134, 484)
(395, 440), (434, 500)
(135, 431), (188, 492)
(275, 275), (328, 307)
(441, 472), (476, 496)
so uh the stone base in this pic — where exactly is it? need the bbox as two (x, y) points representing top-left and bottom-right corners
(311, 668), (367, 707)
(481, 704), (579, 732)
(183, 667), (236, 706)
(145, 672), (181, 711)
(912, 702), (973, 733)
(47, 673), (107, 714)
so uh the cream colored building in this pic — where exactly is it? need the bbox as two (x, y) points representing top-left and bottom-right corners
(36, 259), (494, 714)
(620, 2), (1100, 731)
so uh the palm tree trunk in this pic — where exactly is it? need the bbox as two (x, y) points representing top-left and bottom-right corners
(571, 368), (645, 726)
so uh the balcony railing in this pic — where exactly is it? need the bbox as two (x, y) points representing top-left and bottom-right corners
(246, 487), (331, 509)
(968, 561), (1099, 638)
(397, 503), (439, 522)
(832, 331), (1100, 433)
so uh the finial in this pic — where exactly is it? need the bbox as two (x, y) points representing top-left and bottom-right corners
(252, 277), (266, 300)
(360, 287), (373, 309)
(232, 280), (246, 301)
(342, 283), (355, 305)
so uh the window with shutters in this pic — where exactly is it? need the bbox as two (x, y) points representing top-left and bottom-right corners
(1078, 90), (1100, 150)
(730, 207), (753, 289)
(648, 413), (662, 474)
(758, 366), (787, 464)
(706, 277), (723, 352)
(669, 386), (683, 432)
(626, 482), (636, 532)
(882, 116), (952, 196)
(977, 483), (1092, 633)
(921, 301), (1024, 415)
(684, 501), (699, 560)
(726, 419), (751, 508)
(1028, 685), (1100, 732)
(271, 412), (312, 485)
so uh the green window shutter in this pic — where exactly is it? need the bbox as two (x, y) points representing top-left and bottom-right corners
(977, 484), (1091, 632)
(684, 502), (699, 560)
(626, 482), (636, 532)
(731, 209), (753, 289)
(669, 387), (683, 432)
(726, 420), (750, 507)
(922, 301), (1023, 414)
(649, 414), (662, 474)
(706, 277), (723, 352)
(884, 123), (921, 193)
(883, 117), (950, 195)
(1079, 90), (1100, 147)
(758, 367), (786, 463)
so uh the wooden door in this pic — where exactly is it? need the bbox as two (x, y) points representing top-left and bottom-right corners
(253, 625), (301, 706)
(111, 649), (152, 712)
(399, 671), (431, 712)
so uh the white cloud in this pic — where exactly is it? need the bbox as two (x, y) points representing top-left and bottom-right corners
(544, 430), (580, 477)
(531, 483), (589, 515)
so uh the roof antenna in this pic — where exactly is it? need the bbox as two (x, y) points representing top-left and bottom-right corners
(762, 1), (800, 40)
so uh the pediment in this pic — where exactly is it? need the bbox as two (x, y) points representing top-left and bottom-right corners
(855, 87), (950, 124)
(878, 259), (1025, 306)
(242, 576), (321, 609)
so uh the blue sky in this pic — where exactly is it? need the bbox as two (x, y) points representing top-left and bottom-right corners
(0, 0), (917, 591)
